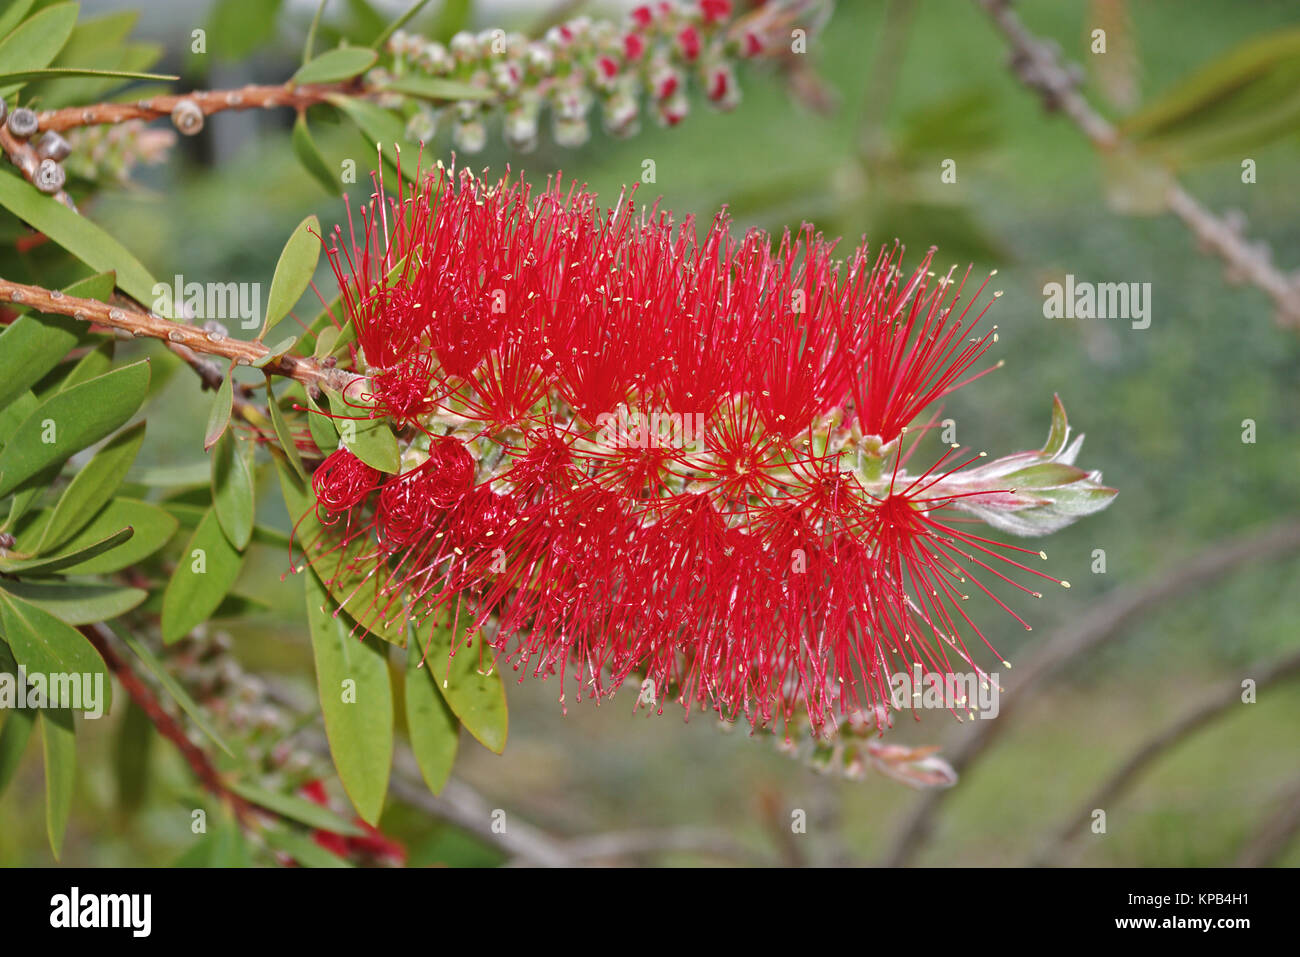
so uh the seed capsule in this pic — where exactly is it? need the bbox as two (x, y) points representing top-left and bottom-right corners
(171, 98), (204, 135)
(34, 131), (71, 161)
(34, 158), (66, 194)
(7, 107), (39, 139)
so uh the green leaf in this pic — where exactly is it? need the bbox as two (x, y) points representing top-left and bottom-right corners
(262, 825), (352, 867)
(0, 526), (133, 576)
(303, 0), (328, 64)
(211, 432), (255, 550)
(227, 779), (365, 836)
(0, 1), (37, 41)
(204, 372), (234, 451)
(328, 94), (421, 181)
(57, 338), (115, 392)
(37, 499), (176, 574)
(305, 568), (394, 825)
(207, 0), (285, 60)
(0, 589), (108, 707)
(160, 507), (244, 643)
(40, 708), (75, 859)
(0, 2), (79, 94)
(0, 579), (146, 625)
(292, 112), (340, 195)
(0, 66), (177, 84)
(306, 390), (339, 454)
(252, 335), (298, 369)
(377, 75), (492, 102)
(111, 623), (232, 756)
(405, 634), (459, 794)
(267, 382), (308, 482)
(292, 46), (377, 85)
(0, 271), (115, 411)
(113, 698), (152, 815)
(421, 616), (507, 755)
(0, 705), (35, 799)
(0, 390), (38, 450)
(37, 420), (144, 553)
(328, 387), (399, 473)
(262, 214), (322, 338)
(373, 0), (436, 49)
(0, 173), (157, 303)
(0, 359), (149, 498)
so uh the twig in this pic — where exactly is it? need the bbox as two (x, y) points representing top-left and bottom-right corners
(35, 83), (353, 134)
(1031, 647), (1300, 866)
(80, 623), (256, 820)
(973, 0), (1300, 327)
(0, 276), (355, 394)
(883, 517), (1300, 866)
(0, 123), (76, 210)
(1235, 774), (1300, 868)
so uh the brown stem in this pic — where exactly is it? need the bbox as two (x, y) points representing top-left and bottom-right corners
(973, 0), (1300, 328)
(883, 517), (1300, 867)
(1031, 647), (1300, 866)
(79, 623), (256, 821)
(0, 121), (76, 210)
(35, 83), (353, 134)
(0, 276), (355, 395)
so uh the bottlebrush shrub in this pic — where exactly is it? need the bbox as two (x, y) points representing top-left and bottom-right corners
(299, 164), (1116, 741)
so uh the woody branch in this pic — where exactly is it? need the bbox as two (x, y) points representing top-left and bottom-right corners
(0, 276), (355, 395)
(973, 0), (1300, 328)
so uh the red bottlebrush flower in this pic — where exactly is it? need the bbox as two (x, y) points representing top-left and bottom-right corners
(308, 164), (1114, 737)
(630, 5), (655, 29)
(700, 0), (734, 24)
(677, 25), (702, 61)
(596, 54), (620, 81)
(312, 448), (381, 517)
(623, 31), (646, 61)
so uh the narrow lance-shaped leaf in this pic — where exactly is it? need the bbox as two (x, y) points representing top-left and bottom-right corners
(225, 780), (365, 837)
(292, 113), (340, 196)
(261, 215), (321, 339)
(160, 507), (244, 643)
(305, 569), (394, 825)
(292, 46), (377, 86)
(405, 632), (459, 795)
(204, 372), (234, 451)
(40, 708), (75, 859)
(0, 174), (157, 302)
(0, 579), (147, 626)
(211, 432), (255, 550)
(267, 380), (308, 482)
(0, 271), (116, 411)
(37, 420), (145, 553)
(0, 359), (150, 499)
(0, 589), (110, 707)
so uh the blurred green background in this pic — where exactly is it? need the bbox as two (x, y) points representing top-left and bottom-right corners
(2, 0), (1298, 866)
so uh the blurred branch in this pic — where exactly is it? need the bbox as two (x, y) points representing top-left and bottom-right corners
(80, 624), (259, 822)
(1031, 647), (1300, 866)
(883, 517), (1300, 867)
(973, 0), (1300, 328)
(1236, 773), (1300, 868)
